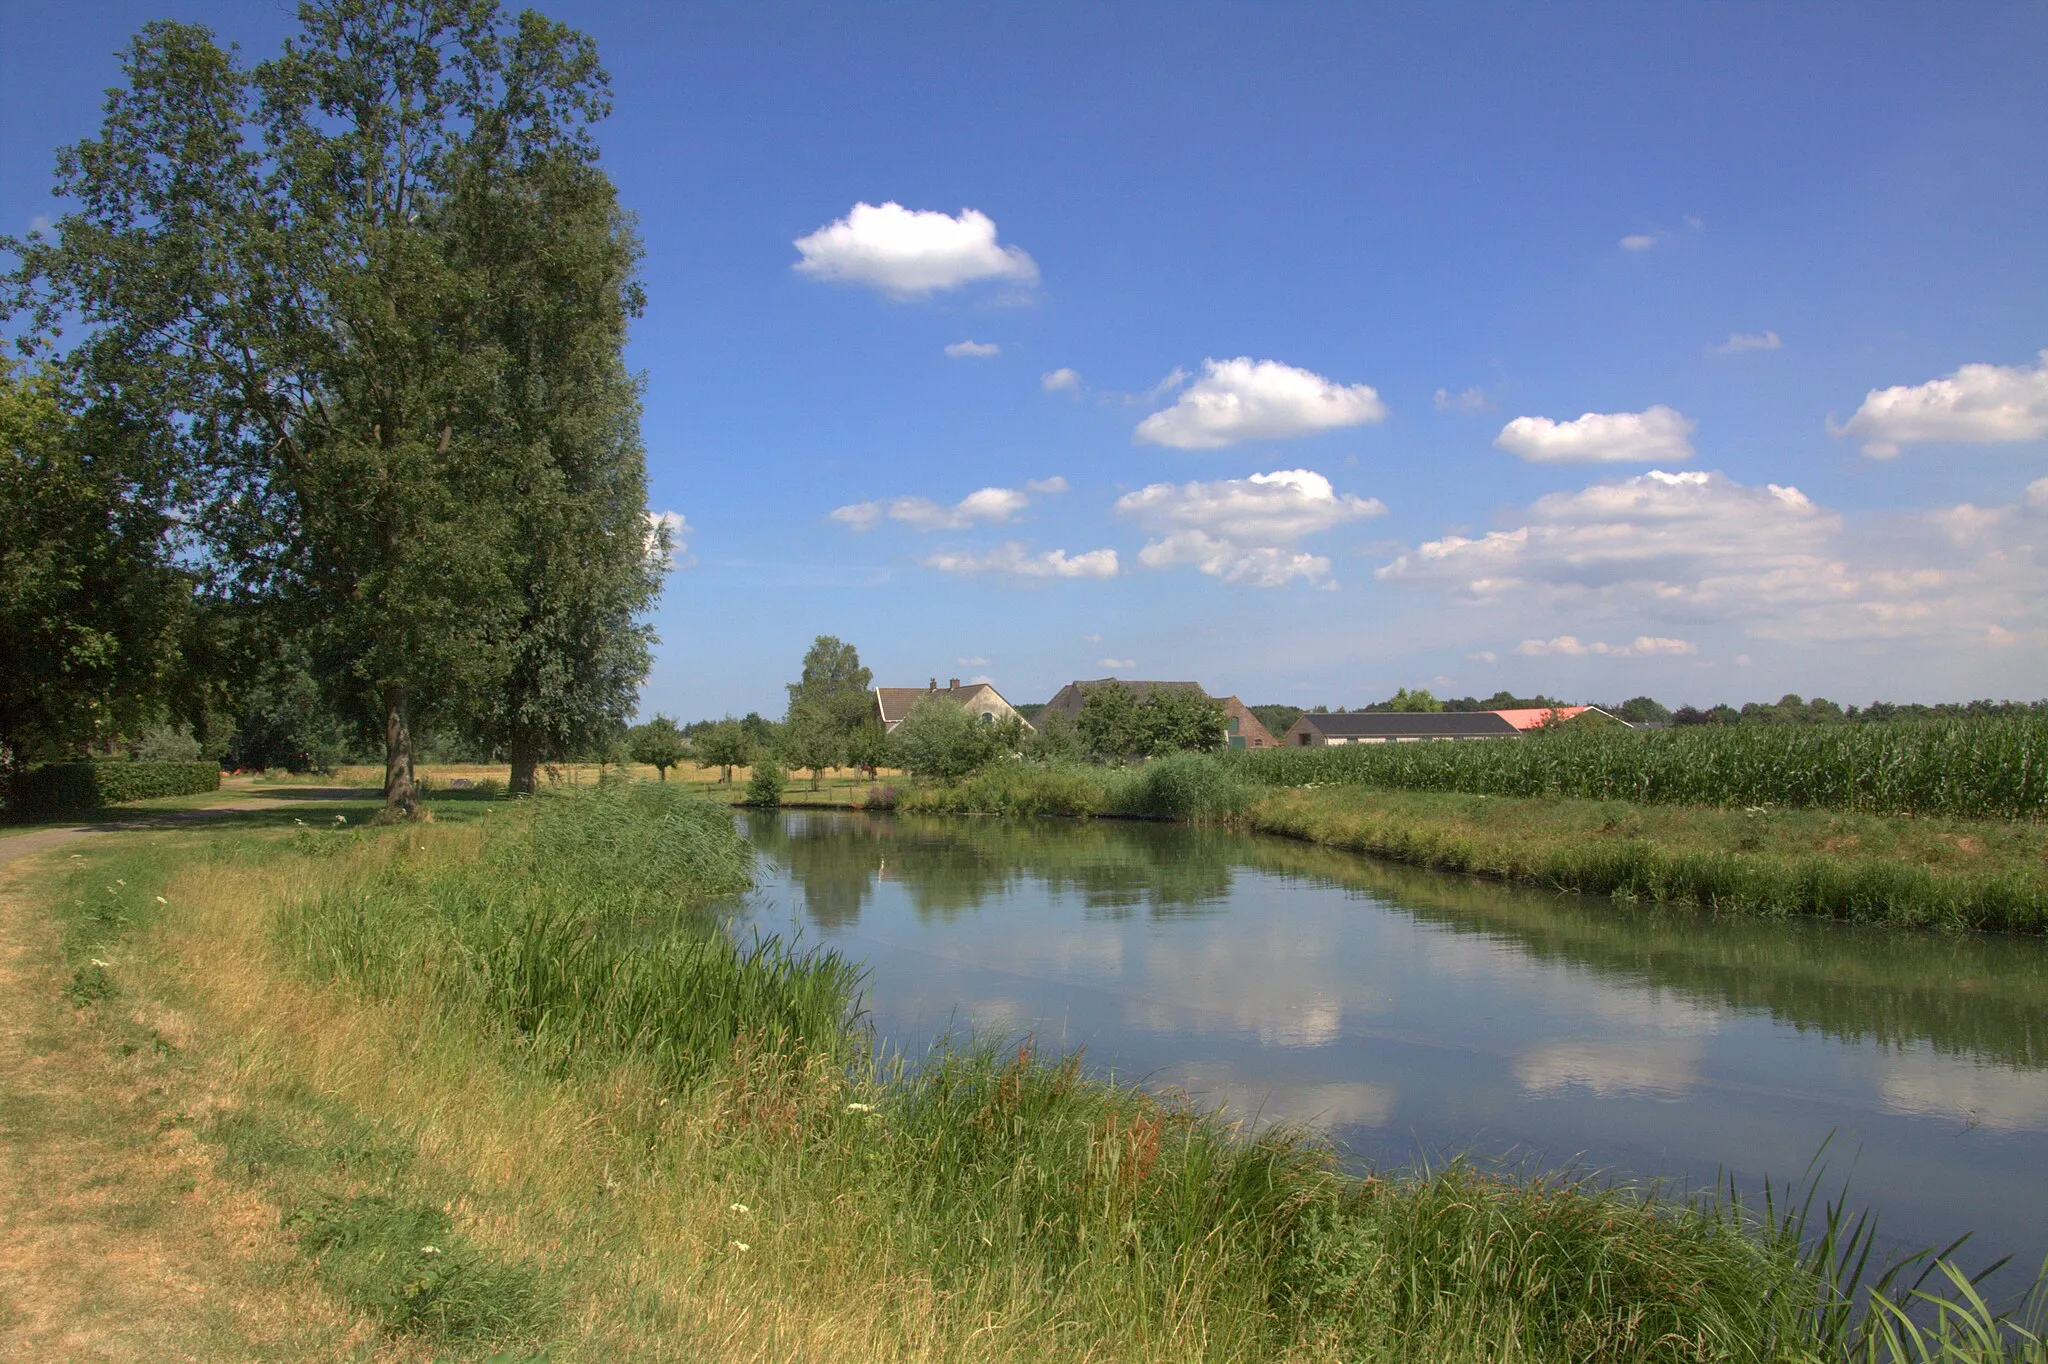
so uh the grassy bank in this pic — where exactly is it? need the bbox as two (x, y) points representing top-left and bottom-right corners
(16, 785), (2043, 1359)
(890, 758), (2048, 934)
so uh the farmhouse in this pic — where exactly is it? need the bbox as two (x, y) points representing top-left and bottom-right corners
(874, 678), (1035, 734)
(1042, 678), (1279, 749)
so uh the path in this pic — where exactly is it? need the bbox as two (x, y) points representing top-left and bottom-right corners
(0, 788), (368, 867)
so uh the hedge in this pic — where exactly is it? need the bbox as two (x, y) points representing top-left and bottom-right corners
(6, 760), (222, 818)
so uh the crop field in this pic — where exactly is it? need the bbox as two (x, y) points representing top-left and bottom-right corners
(1238, 716), (2048, 820)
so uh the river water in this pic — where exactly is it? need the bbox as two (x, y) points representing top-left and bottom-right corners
(736, 809), (2048, 1287)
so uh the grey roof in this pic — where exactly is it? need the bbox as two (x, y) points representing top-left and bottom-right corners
(1290, 711), (1518, 739)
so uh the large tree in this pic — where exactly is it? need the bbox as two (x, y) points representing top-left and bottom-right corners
(785, 636), (875, 738)
(6, 1), (649, 816)
(0, 362), (188, 774)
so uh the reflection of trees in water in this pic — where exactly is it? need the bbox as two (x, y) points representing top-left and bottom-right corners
(742, 810), (2048, 1069)
(742, 810), (1233, 927)
(1238, 837), (2048, 1071)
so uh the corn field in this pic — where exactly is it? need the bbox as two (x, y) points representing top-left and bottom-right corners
(1239, 717), (2048, 819)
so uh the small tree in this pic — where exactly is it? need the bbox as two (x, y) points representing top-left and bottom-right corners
(1143, 688), (1228, 754)
(744, 759), (785, 808)
(890, 695), (1005, 783)
(844, 722), (892, 779)
(694, 718), (754, 784)
(781, 705), (842, 791)
(628, 714), (689, 781)
(1076, 682), (1146, 762)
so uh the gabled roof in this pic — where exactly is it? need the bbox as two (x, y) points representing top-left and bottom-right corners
(1044, 678), (1205, 716)
(875, 683), (998, 727)
(1290, 711), (1519, 739)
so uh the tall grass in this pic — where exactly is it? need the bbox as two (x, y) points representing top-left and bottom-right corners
(1241, 717), (2048, 820)
(269, 785), (2046, 1360)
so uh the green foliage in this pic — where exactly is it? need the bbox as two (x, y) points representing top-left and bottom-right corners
(1117, 751), (1257, 821)
(0, 361), (189, 770)
(1382, 687), (1444, 713)
(745, 760), (786, 808)
(1022, 707), (1083, 761)
(1241, 716), (2048, 820)
(626, 714), (689, 779)
(780, 705), (843, 790)
(785, 635), (875, 738)
(843, 722), (892, 777)
(1248, 703), (1305, 739)
(1614, 695), (1674, 725)
(288, 1195), (555, 1343)
(890, 694), (1013, 782)
(8, 759), (219, 818)
(693, 718), (755, 783)
(1075, 682), (1229, 760)
(134, 723), (202, 762)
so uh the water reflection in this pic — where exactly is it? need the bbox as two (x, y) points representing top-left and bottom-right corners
(737, 808), (2048, 1292)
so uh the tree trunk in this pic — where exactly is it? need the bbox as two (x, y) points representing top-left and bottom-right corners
(509, 734), (539, 796)
(384, 685), (418, 817)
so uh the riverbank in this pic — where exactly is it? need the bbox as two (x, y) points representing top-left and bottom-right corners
(10, 784), (2030, 1360)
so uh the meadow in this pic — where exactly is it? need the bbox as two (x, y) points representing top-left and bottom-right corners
(11, 782), (2045, 1361)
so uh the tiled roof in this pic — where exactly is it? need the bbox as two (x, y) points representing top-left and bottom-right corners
(1492, 706), (1592, 731)
(1290, 711), (1519, 739)
(875, 684), (995, 726)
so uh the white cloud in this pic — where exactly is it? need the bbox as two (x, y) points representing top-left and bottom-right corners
(2028, 477), (2048, 510)
(1619, 234), (1657, 251)
(1025, 476), (1069, 494)
(1710, 330), (1781, 356)
(1042, 367), (1081, 392)
(922, 543), (1119, 580)
(831, 483), (1049, 533)
(1082, 632), (1103, 643)
(1378, 467), (2048, 656)
(1495, 406), (1697, 464)
(1514, 635), (1697, 658)
(1834, 351), (2048, 458)
(792, 202), (1038, 298)
(956, 656), (989, 667)
(1465, 650), (1498, 664)
(1134, 358), (1386, 449)
(1434, 386), (1491, 412)
(944, 339), (1000, 358)
(645, 509), (693, 568)
(1098, 657), (1135, 669)
(1115, 469), (1386, 588)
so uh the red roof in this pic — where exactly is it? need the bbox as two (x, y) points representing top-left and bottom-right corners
(1491, 706), (1591, 731)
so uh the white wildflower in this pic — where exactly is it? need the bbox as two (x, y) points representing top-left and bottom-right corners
(729, 1202), (750, 1214)
(420, 1245), (441, 1255)
(728, 1240), (750, 1253)
(845, 1102), (875, 1114)
(155, 896), (167, 905)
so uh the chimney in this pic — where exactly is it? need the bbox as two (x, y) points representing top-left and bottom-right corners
(929, 678), (937, 691)
(949, 677), (960, 690)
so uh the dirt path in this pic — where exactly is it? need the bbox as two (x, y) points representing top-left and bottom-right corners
(0, 790), (367, 868)
(0, 798), (361, 1359)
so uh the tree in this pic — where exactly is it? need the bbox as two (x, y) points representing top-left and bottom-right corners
(0, 361), (188, 774)
(890, 695), (1007, 782)
(694, 718), (754, 784)
(6, 2), (638, 818)
(628, 714), (689, 780)
(1613, 695), (1672, 725)
(1076, 682), (1146, 761)
(785, 635), (874, 738)
(1385, 687), (1444, 713)
(780, 705), (843, 791)
(844, 722), (892, 778)
(1143, 687), (1228, 754)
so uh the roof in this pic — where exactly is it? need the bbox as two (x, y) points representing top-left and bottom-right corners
(1289, 711), (1519, 739)
(1492, 706), (1592, 731)
(1044, 678), (1205, 716)
(874, 681), (1032, 730)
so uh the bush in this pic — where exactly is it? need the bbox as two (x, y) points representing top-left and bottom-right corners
(1115, 751), (1255, 821)
(7, 759), (220, 818)
(745, 761), (786, 808)
(890, 695), (1015, 782)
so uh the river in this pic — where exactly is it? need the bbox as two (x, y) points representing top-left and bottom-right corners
(736, 809), (2048, 1290)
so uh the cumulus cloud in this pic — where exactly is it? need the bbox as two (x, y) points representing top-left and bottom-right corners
(944, 339), (1000, 358)
(1709, 330), (1781, 356)
(1098, 657), (1135, 669)
(1042, 367), (1081, 392)
(1514, 635), (1697, 658)
(1466, 650), (1498, 664)
(831, 479), (1066, 533)
(2029, 476), (2048, 510)
(645, 509), (693, 567)
(956, 656), (989, 667)
(1377, 468), (2048, 655)
(1619, 234), (1657, 251)
(793, 202), (1038, 298)
(922, 543), (1119, 580)
(1834, 351), (2048, 457)
(1495, 406), (1697, 465)
(1434, 386), (1491, 412)
(1134, 358), (1386, 449)
(1115, 469), (1386, 588)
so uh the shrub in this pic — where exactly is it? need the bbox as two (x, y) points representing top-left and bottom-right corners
(6, 759), (220, 818)
(1114, 751), (1255, 821)
(745, 760), (786, 808)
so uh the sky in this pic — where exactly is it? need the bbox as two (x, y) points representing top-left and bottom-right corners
(5, 2), (2047, 718)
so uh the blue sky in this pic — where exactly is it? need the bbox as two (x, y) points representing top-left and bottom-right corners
(7, 2), (2047, 716)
